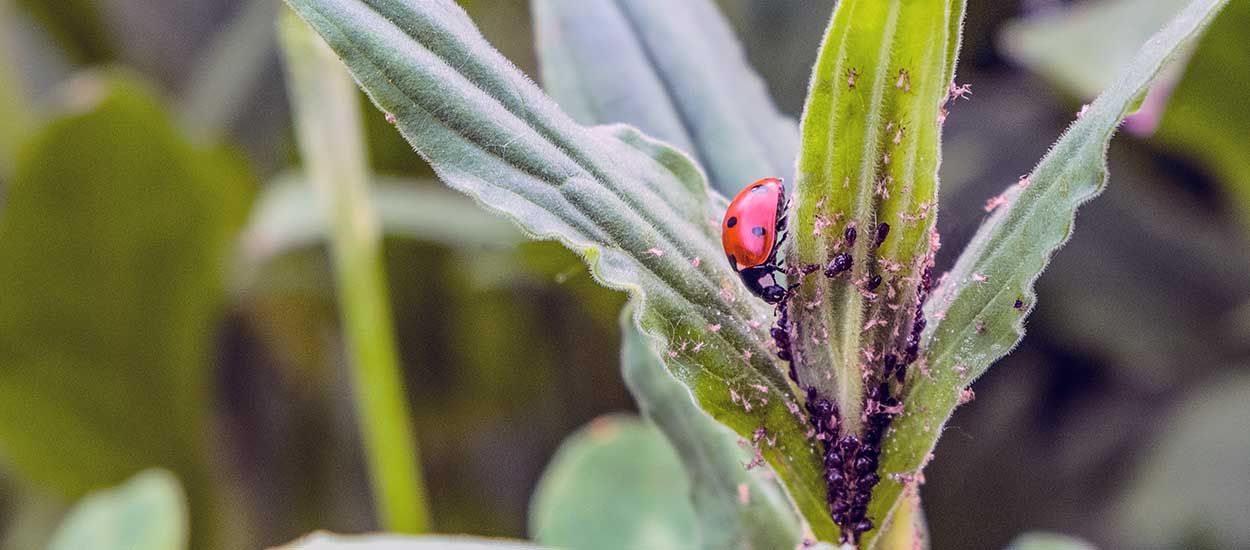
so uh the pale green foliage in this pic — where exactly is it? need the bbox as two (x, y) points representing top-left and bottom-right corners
(1004, 533), (1097, 550)
(529, 414), (697, 550)
(48, 469), (188, 550)
(279, 533), (548, 549)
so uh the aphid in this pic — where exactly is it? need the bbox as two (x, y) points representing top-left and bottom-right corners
(1014, 299), (1024, 310)
(825, 253), (853, 278)
(723, 178), (789, 303)
(866, 274), (883, 291)
(844, 225), (857, 247)
(874, 222), (890, 248)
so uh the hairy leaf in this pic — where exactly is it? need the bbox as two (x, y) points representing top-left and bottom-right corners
(530, 414), (697, 550)
(872, 0), (1230, 544)
(531, 0), (797, 194)
(790, 0), (965, 435)
(619, 304), (802, 549)
(282, 0), (834, 537)
(48, 469), (187, 550)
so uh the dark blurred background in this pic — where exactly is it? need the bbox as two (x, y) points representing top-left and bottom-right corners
(0, 0), (1247, 549)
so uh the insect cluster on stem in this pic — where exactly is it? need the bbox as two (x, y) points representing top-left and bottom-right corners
(722, 177), (933, 544)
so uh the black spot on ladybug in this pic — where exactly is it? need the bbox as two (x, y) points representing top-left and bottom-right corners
(727, 216), (738, 228)
(751, 226), (766, 237)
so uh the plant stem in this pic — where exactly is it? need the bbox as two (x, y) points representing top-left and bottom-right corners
(278, 10), (429, 533)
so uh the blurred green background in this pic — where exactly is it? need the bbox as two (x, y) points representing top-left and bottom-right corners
(0, 0), (1247, 548)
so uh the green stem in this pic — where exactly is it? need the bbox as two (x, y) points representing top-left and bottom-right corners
(278, 10), (429, 533)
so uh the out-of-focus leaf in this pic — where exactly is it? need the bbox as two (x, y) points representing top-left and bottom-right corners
(1112, 373), (1250, 549)
(177, 0), (279, 143)
(1003, 532), (1096, 550)
(1155, 1), (1250, 230)
(47, 469), (187, 550)
(1002, 0), (1250, 231)
(282, 0), (833, 538)
(14, 0), (111, 64)
(0, 0), (32, 181)
(240, 174), (520, 267)
(531, 0), (797, 193)
(619, 304), (801, 549)
(0, 75), (251, 539)
(790, 0), (964, 442)
(0, 474), (63, 550)
(280, 532), (548, 549)
(875, 0), (1230, 541)
(1002, 0), (1189, 100)
(529, 414), (697, 550)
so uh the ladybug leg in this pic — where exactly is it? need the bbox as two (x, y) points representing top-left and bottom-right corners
(740, 266), (786, 304)
(767, 227), (788, 266)
(742, 265), (790, 304)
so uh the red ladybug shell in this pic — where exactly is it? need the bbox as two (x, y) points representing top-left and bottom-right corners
(722, 178), (784, 271)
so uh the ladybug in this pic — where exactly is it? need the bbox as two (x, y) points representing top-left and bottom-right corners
(722, 177), (789, 304)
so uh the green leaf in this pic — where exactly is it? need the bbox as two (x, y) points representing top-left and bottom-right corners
(619, 304), (802, 549)
(240, 174), (520, 266)
(0, 75), (251, 502)
(48, 469), (188, 550)
(280, 533), (548, 549)
(874, 494), (926, 550)
(176, 0), (281, 143)
(531, 0), (797, 194)
(790, 0), (965, 434)
(14, 0), (112, 64)
(872, 0), (1230, 543)
(1112, 373), (1250, 548)
(1002, 0), (1250, 233)
(529, 414), (698, 550)
(1155, 1), (1250, 232)
(282, 0), (834, 539)
(1001, 0), (1190, 100)
(1003, 533), (1096, 550)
